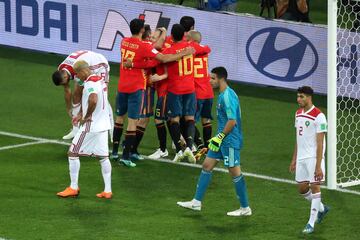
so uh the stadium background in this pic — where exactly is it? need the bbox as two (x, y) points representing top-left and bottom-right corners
(0, 0), (359, 239)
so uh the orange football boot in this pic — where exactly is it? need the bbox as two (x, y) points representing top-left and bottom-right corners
(195, 147), (208, 161)
(57, 187), (80, 198)
(96, 192), (112, 199)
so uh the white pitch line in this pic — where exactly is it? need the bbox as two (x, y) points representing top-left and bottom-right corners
(0, 130), (360, 196)
(0, 131), (70, 146)
(0, 140), (49, 151)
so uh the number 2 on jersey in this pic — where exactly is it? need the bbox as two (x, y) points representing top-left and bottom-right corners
(194, 57), (208, 78)
(298, 126), (303, 136)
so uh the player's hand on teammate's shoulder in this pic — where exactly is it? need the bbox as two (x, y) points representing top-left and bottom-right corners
(183, 46), (195, 56)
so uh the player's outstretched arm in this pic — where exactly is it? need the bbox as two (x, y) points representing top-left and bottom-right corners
(123, 58), (160, 69)
(150, 67), (168, 83)
(155, 47), (195, 63)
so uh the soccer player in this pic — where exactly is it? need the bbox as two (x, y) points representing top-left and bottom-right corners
(187, 30), (214, 160)
(177, 67), (252, 217)
(131, 25), (166, 160)
(112, 18), (194, 167)
(52, 50), (112, 140)
(56, 60), (112, 199)
(289, 86), (330, 234)
(162, 24), (211, 163)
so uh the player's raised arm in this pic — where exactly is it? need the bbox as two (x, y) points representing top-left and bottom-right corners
(155, 47), (195, 63)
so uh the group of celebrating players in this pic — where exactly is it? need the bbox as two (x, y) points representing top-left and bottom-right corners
(51, 14), (329, 234)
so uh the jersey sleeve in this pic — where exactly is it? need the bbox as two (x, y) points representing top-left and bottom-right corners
(315, 113), (327, 133)
(84, 81), (100, 95)
(223, 91), (238, 120)
(142, 42), (160, 59)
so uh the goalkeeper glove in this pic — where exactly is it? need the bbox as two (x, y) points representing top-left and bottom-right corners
(208, 132), (226, 152)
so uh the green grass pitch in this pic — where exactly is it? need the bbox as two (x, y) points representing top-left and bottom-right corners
(0, 46), (359, 240)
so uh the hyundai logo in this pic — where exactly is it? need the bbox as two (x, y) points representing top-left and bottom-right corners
(246, 27), (319, 82)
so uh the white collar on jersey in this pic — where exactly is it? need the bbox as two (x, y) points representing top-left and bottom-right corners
(303, 105), (315, 115)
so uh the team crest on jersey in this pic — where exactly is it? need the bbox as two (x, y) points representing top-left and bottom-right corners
(305, 121), (310, 127)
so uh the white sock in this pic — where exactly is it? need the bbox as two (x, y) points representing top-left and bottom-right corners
(72, 103), (81, 131)
(72, 102), (81, 117)
(302, 190), (325, 212)
(302, 189), (312, 201)
(308, 192), (321, 227)
(68, 157), (80, 189)
(100, 158), (112, 193)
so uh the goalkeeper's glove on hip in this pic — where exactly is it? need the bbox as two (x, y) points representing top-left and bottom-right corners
(208, 132), (226, 152)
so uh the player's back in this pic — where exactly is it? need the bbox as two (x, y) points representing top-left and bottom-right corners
(194, 52), (213, 99)
(163, 41), (195, 95)
(82, 75), (110, 132)
(217, 87), (243, 149)
(119, 37), (158, 93)
(59, 50), (110, 82)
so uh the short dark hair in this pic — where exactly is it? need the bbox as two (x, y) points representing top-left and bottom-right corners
(171, 24), (185, 42)
(52, 70), (63, 86)
(297, 86), (314, 96)
(180, 16), (195, 32)
(211, 67), (228, 80)
(142, 24), (151, 40)
(130, 18), (145, 35)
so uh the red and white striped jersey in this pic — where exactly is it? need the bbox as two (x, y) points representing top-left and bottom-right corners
(81, 75), (110, 133)
(58, 50), (110, 84)
(295, 105), (327, 160)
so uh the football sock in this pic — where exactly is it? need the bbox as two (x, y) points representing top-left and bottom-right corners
(302, 189), (324, 212)
(122, 130), (136, 160)
(156, 122), (167, 152)
(180, 117), (187, 139)
(202, 122), (212, 148)
(194, 126), (203, 147)
(71, 102), (81, 117)
(169, 122), (182, 152)
(233, 174), (249, 208)
(100, 158), (112, 193)
(185, 119), (195, 148)
(68, 156), (80, 190)
(133, 126), (146, 154)
(194, 169), (213, 201)
(308, 192), (321, 227)
(112, 123), (123, 155)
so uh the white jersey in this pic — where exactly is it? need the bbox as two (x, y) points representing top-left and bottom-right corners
(295, 105), (327, 161)
(58, 50), (110, 85)
(80, 75), (111, 133)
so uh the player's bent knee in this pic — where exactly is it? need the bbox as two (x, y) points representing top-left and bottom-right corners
(298, 183), (310, 194)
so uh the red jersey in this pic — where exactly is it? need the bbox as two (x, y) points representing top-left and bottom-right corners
(162, 41), (194, 94)
(162, 41), (211, 95)
(155, 64), (168, 97)
(118, 37), (159, 93)
(193, 46), (214, 99)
